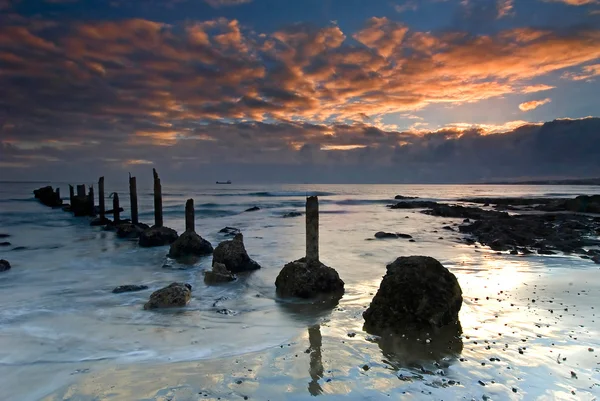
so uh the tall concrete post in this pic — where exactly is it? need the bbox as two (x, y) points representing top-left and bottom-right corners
(153, 168), (163, 228)
(129, 174), (138, 225)
(113, 193), (120, 222)
(185, 198), (195, 232)
(69, 185), (74, 205)
(88, 185), (95, 216)
(76, 184), (86, 198)
(98, 177), (105, 220)
(306, 196), (319, 264)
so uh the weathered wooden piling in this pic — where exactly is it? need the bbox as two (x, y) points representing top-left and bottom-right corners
(88, 185), (95, 216)
(112, 193), (120, 222)
(153, 168), (163, 227)
(185, 198), (194, 232)
(306, 196), (319, 264)
(55, 188), (60, 203)
(129, 174), (138, 225)
(98, 177), (105, 220)
(69, 185), (74, 205)
(76, 184), (85, 198)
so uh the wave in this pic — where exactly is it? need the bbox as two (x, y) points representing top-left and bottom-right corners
(214, 191), (336, 198)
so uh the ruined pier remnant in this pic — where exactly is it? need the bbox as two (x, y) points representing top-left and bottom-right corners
(69, 184), (95, 217)
(153, 168), (163, 228)
(275, 196), (344, 299)
(88, 185), (95, 216)
(139, 169), (178, 247)
(33, 186), (62, 207)
(91, 177), (110, 226)
(76, 184), (85, 198)
(69, 185), (74, 205)
(112, 192), (121, 223)
(129, 174), (138, 225)
(168, 199), (213, 259)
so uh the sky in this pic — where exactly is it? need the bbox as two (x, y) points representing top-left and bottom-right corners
(0, 0), (599, 183)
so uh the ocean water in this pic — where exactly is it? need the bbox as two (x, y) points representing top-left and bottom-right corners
(0, 182), (599, 401)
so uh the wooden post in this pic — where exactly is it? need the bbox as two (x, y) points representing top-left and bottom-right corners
(185, 198), (194, 232)
(98, 177), (105, 220)
(69, 185), (74, 205)
(129, 174), (138, 225)
(55, 188), (60, 204)
(76, 184), (85, 198)
(306, 196), (319, 264)
(88, 185), (95, 216)
(113, 193), (120, 222)
(153, 168), (163, 227)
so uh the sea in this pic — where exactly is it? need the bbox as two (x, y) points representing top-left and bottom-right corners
(0, 182), (599, 400)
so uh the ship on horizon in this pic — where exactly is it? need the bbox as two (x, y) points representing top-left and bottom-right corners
(216, 180), (232, 184)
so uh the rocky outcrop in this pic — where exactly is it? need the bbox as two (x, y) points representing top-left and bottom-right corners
(168, 231), (213, 259)
(33, 186), (62, 207)
(424, 204), (509, 220)
(204, 262), (236, 284)
(143, 282), (192, 310)
(0, 259), (11, 272)
(0, 242), (11, 247)
(363, 256), (462, 333)
(219, 227), (241, 237)
(374, 232), (412, 239)
(394, 195), (419, 200)
(212, 233), (260, 273)
(283, 211), (302, 218)
(116, 222), (149, 239)
(593, 255), (600, 264)
(275, 257), (344, 299)
(112, 285), (148, 294)
(245, 206), (260, 212)
(388, 201), (439, 209)
(139, 226), (178, 247)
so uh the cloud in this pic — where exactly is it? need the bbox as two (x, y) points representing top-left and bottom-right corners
(204, 0), (252, 8)
(497, 0), (514, 17)
(542, 0), (598, 5)
(519, 98), (552, 111)
(394, 1), (418, 13)
(562, 64), (600, 80)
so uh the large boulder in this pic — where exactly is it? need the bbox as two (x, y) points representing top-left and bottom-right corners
(33, 186), (62, 207)
(363, 256), (462, 333)
(139, 226), (178, 247)
(275, 257), (344, 299)
(143, 282), (192, 310)
(0, 259), (11, 272)
(116, 222), (149, 239)
(204, 262), (236, 285)
(212, 233), (260, 273)
(168, 231), (213, 259)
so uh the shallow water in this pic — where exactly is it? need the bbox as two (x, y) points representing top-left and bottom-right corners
(1, 183), (599, 400)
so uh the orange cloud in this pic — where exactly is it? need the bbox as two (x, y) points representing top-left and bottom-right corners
(519, 98), (552, 111)
(562, 64), (600, 80)
(543, 0), (598, 5)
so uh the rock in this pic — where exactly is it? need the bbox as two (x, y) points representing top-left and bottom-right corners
(443, 226), (455, 231)
(139, 226), (178, 247)
(0, 234), (10, 238)
(537, 249), (557, 255)
(397, 233), (413, 239)
(389, 201), (439, 209)
(212, 233), (260, 273)
(116, 222), (149, 239)
(394, 195), (419, 200)
(592, 255), (600, 264)
(283, 211), (302, 218)
(0, 242), (11, 246)
(90, 217), (111, 226)
(0, 259), (11, 272)
(204, 262), (237, 284)
(375, 231), (398, 239)
(168, 231), (213, 259)
(219, 227), (241, 237)
(275, 257), (344, 299)
(245, 206), (260, 212)
(112, 285), (149, 294)
(425, 204), (509, 220)
(363, 256), (462, 333)
(143, 282), (192, 310)
(510, 249), (519, 255)
(33, 186), (62, 207)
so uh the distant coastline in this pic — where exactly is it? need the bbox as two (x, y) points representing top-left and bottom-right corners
(479, 178), (600, 185)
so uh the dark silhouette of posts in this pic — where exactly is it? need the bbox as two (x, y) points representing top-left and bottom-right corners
(55, 188), (61, 204)
(98, 177), (105, 220)
(153, 168), (163, 227)
(185, 199), (194, 232)
(88, 185), (95, 216)
(306, 196), (319, 264)
(76, 184), (86, 198)
(129, 174), (138, 225)
(69, 185), (74, 205)
(112, 193), (120, 222)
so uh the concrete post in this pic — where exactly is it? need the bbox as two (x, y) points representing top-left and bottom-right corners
(98, 177), (105, 220)
(113, 193), (120, 222)
(153, 168), (163, 227)
(185, 198), (194, 232)
(88, 185), (95, 216)
(69, 185), (74, 205)
(306, 196), (319, 264)
(129, 174), (138, 225)
(76, 184), (85, 198)
(55, 188), (60, 204)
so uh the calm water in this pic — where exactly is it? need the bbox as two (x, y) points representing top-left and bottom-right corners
(1, 183), (599, 400)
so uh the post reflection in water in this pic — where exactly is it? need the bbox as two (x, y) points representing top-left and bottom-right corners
(307, 324), (324, 396)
